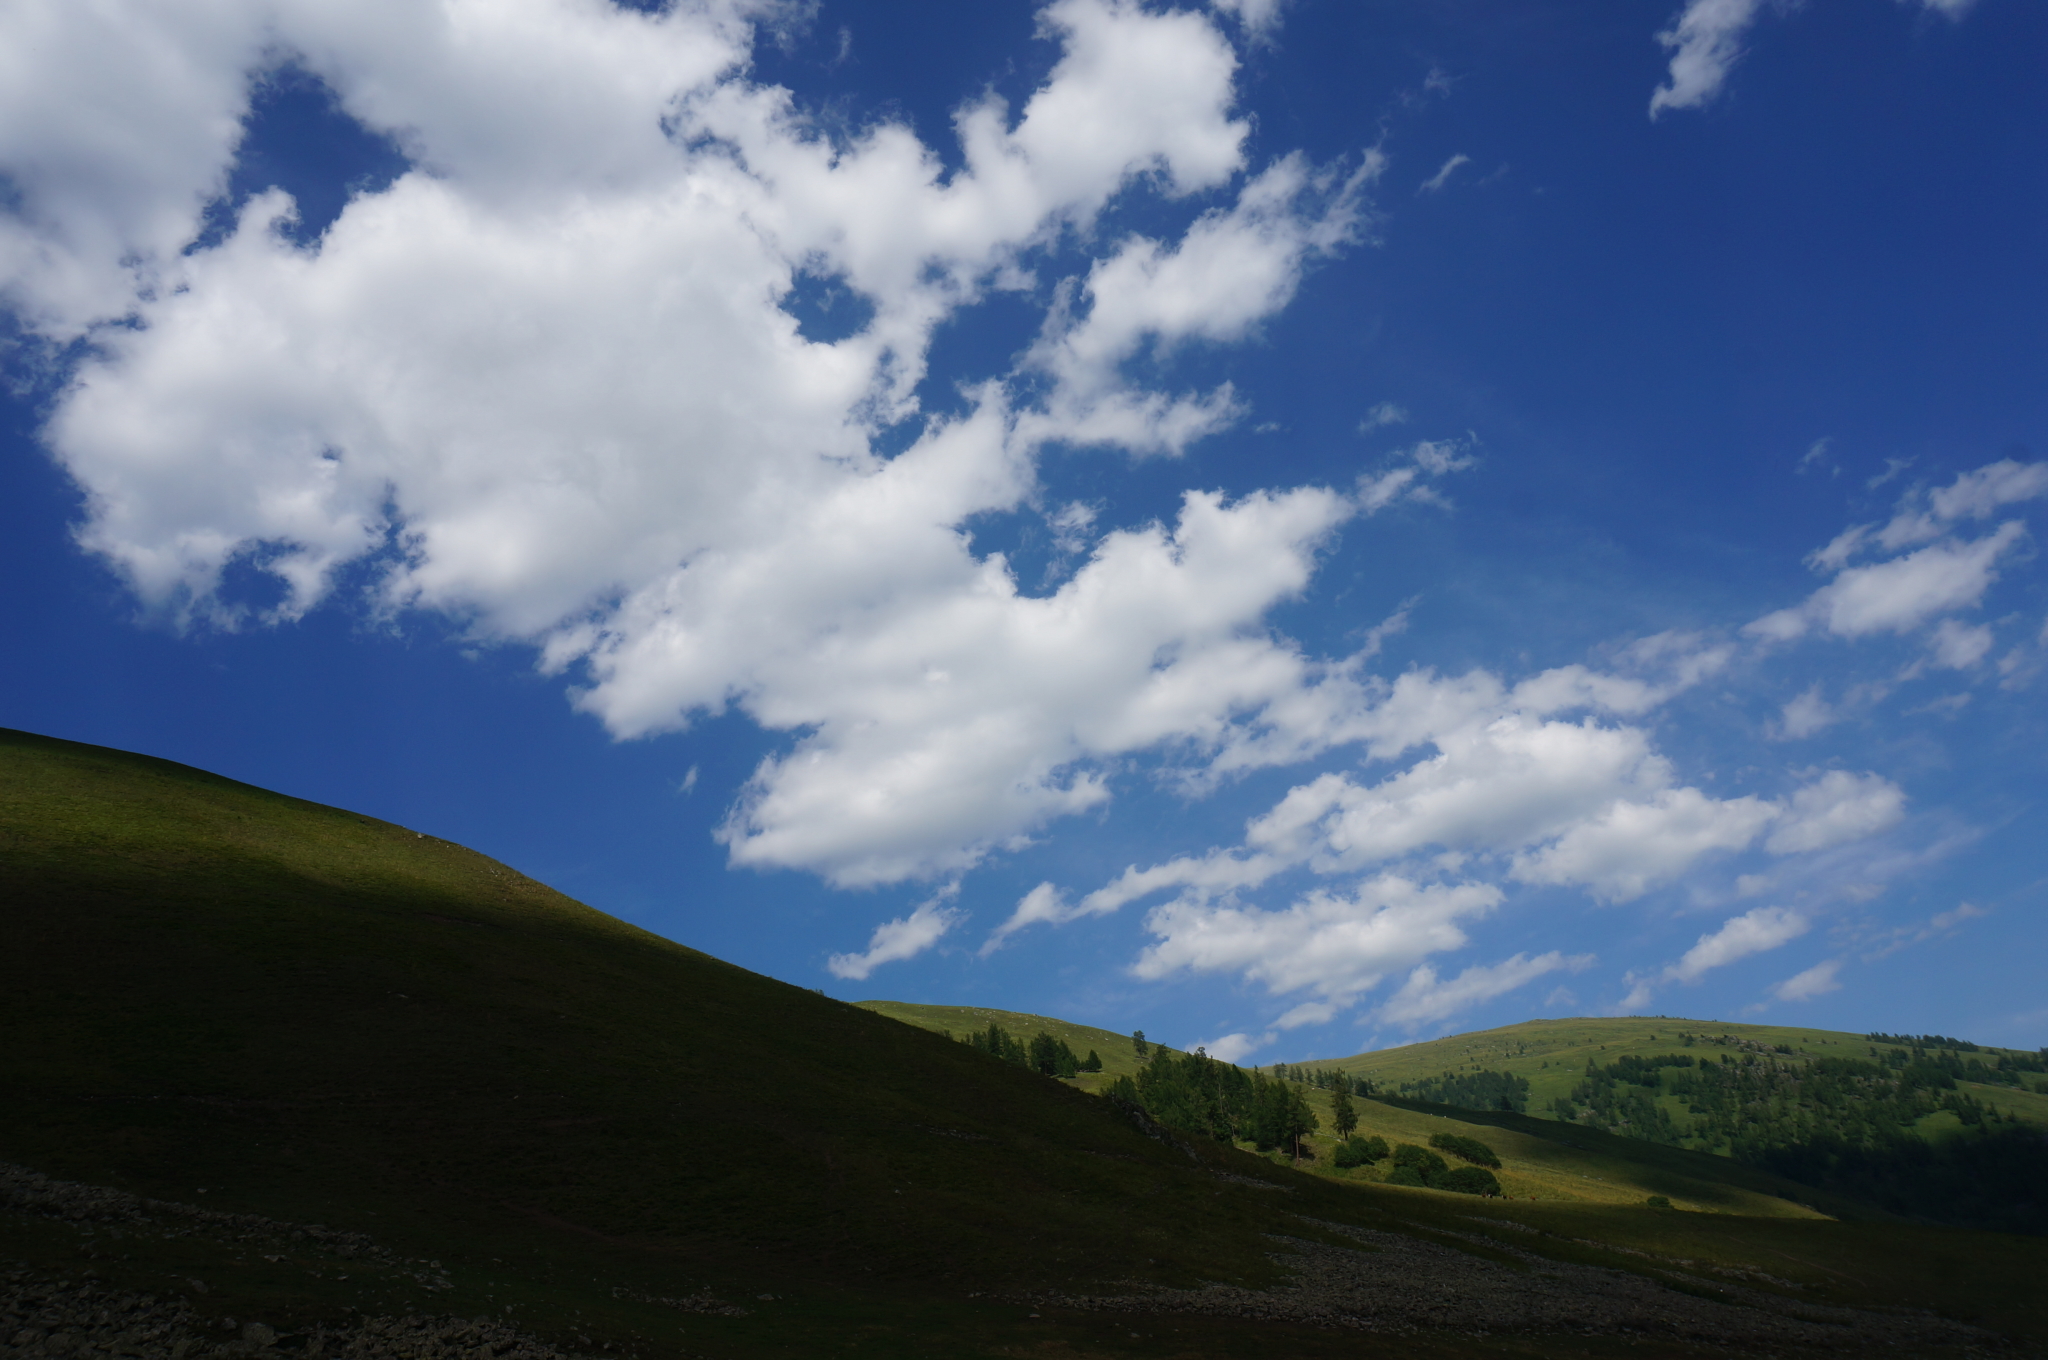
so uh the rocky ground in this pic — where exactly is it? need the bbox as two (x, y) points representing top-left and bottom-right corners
(0, 1162), (607, 1360)
(1039, 1216), (2017, 1354)
(2, 1270), (589, 1360)
(2, 1160), (2028, 1357)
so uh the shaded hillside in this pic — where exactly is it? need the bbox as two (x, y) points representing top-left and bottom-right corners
(0, 728), (1304, 1292)
(6, 727), (2048, 1358)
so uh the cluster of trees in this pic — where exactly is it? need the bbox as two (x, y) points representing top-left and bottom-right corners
(1387, 1143), (1501, 1196)
(1748, 1125), (2048, 1235)
(1105, 1049), (1324, 1157)
(1551, 1048), (2027, 1157)
(1872, 1041), (2045, 1088)
(1531, 1040), (2048, 1232)
(1868, 1032), (1981, 1051)
(1263, 1064), (1375, 1097)
(1395, 1068), (1532, 1113)
(1009, 1032), (1524, 1197)
(959, 1022), (1101, 1078)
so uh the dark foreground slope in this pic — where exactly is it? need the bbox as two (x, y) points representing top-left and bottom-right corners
(4, 728), (2047, 1359)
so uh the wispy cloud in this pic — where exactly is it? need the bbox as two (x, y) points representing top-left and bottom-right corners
(1358, 401), (1410, 432)
(1378, 951), (1592, 1028)
(1775, 684), (1836, 739)
(1668, 905), (1809, 983)
(1770, 958), (1841, 1002)
(1418, 154), (1470, 194)
(828, 886), (963, 980)
(1649, 0), (1767, 118)
(1861, 902), (1987, 962)
(1619, 904), (1810, 1011)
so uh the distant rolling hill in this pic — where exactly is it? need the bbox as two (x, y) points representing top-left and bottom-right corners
(1306, 1016), (2048, 1134)
(1304, 1016), (2048, 1233)
(870, 1004), (1870, 1219)
(6, 726), (2048, 1358)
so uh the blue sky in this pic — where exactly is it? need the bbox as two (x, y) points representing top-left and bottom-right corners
(3, 0), (2044, 1060)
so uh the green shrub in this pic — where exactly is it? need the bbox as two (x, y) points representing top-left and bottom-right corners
(1392, 1143), (1449, 1182)
(1438, 1166), (1501, 1196)
(1332, 1134), (1388, 1168)
(1428, 1132), (1502, 1168)
(1385, 1142), (1499, 1194)
(1646, 1195), (1673, 1209)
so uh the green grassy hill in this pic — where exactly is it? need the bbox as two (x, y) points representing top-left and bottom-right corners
(1308, 1017), (2048, 1134)
(6, 726), (2048, 1358)
(1306, 1017), (2048, 1234)
(861, 1004), (1859, 1216)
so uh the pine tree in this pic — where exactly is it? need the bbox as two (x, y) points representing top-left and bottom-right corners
(1054, 1036), (1080, 1079)
(1132, 1030), (1148, 1058)
(1330, 1082), (1358, 1138)
(1289, 1083), (1319, 1161)
(1029, 1030), (1059, 1076)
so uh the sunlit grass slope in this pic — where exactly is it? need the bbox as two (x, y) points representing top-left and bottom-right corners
(1284, 1089), (1856, 1218)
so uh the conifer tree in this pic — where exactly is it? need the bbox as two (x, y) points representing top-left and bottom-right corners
(1330, 1081), (1358, 1138)
(1283, 1083), (1319, 1162)
(1132, 1030), (1149, 1058)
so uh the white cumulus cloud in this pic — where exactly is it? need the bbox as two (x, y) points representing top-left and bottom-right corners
(4, 0), (1429, 891)
(1764, 770), (1905, 855)
(1512, 787), (1777, 903)
(1209, 0), (1287, 42)
(1006, 640), (1901, 1006)
(1132, 874), (1505, 1005)
(1199, 1030), (1270, 1063)
(1752, 461), (2044, 648)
